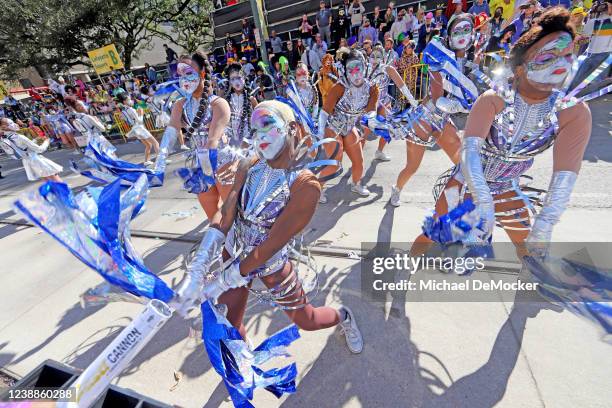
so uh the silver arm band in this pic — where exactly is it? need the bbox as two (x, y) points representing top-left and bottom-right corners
(154, 126), (177, 173)
(528, 171), (577, 242)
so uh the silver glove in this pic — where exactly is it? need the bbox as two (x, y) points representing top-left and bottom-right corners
(399, 84), (418, 108)
(171, 227), (225, 314)
(154, 126), (177, 173)
(461, 136), (495, 242)
(317, 110), (329, 140)
(201, 261), (250, 301)
(528, 171), (577, 243)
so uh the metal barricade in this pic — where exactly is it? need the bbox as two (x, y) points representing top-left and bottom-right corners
(402, 63), (430, 103)
(113, 112), (130, 141)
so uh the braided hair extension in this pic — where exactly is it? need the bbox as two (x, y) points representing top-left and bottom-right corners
(183, 51), (213, 139)
(224, 63), (252, 141)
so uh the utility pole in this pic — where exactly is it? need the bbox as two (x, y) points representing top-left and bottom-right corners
(249, 0), (269, 66)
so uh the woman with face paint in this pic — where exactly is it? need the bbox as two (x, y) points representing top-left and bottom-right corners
(173, 100), (363, 355)
(364, 44), (420, 163)
(317, 50), (379, 203)
(141, 85), (188, 150)
(116, 93), (161, 166)
(158, 51), (233, 220)
(287, 63), (320, 120)
(389, 14), (476, 207)
(0, 117), (63, 182)
(417, 7), (591, 248)
(223, 63), (257, 148)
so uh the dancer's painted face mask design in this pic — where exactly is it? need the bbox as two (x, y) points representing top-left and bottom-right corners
(230, 74), (245, 91)
(346, 59), (365, 86)
(449, 20), (474, 51)
(177, 63), (200, 95)
(526, 33), (574, 86)
(251, 108), (288, 160)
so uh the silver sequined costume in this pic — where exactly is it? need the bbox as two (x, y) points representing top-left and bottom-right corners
(227, 92), (252, 146)
(182, 94), (239, 183)
(225, 160), (299, 277)
(327, 81), (372, 136)
(0, 132), (63, 180)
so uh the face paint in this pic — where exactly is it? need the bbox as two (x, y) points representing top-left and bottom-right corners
(449, 20), (474, 50)
(526, 33), (574, 86)
(251, 108), (288, 160)
(346, 59), (365, 86)
(296, 68), (309, 85)
(230, 75), (245, 90)
(177, 62), (200, 95)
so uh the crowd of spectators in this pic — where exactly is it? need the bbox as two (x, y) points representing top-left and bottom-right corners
(211, 0), (609, 95)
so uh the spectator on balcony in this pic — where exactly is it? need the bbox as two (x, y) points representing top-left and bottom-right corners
(508, 0), (538, 44)
(358, 17), (378, 45)
(488, 0), (514, 21)
(372, 6), (385, 41)
(484, 23), (515, 54)
(311, 33), (328, 66)
(390, 9), (408, 42)
(241, 19), (254, 42)
(433, 6), (449, 35)
(469, 0), (491, 16)
(145, 63), (157, 84)
(317, 1), (333, 48)
(405, 7), (419, 35)
(449, 0), (465, 25)
(286, 40), (300, 70)
(416, 12), (436, 53)
(348, 0), (365, 36)
(298, 14), (315, 48)
(270, 30), (284, 56)
(489, 6), (505, 37)
(413, 7), (425, 38)
(332, 5), (351, 43)
(380, 5), (395, 39)
(384, 36), (399, 63)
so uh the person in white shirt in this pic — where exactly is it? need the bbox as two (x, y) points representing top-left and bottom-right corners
(348, 0), (366, 36)
(390, 9), (409, 42)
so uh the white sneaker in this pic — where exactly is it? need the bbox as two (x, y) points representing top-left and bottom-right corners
(338, 306), (363, 354)
(389, 185), (401, 207)
(143, 160), (154, 166)
(165, 158), (172, 164)
(350, 182), (370, 197)
(374, 150), (391, 162)
(180, 144), (190, 150)
(319, 189), (328, 204)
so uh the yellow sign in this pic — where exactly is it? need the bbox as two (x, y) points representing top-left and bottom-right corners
(0, 81), (9, 99)
(87, 44), (124, 75)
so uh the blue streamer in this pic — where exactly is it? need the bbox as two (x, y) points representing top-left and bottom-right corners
(201, 301), (300, 407)
(423, 40), (478, 109)
(276, 95), (317, 135)
(13, 175), (174, 302)
(523, 255), (611, 336)
(76, 138), (165, 187)
(422, 199), (480, 244)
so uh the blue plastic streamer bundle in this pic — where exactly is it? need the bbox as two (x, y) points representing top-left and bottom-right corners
(201, 301), (300, 407)
(422, 199), (477, 244)
(13, 175), (174, 302)
(74, 138), (165, 187)
(523, 255), (611, 338)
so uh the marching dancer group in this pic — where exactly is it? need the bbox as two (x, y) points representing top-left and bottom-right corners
(6, 7), (611, 407)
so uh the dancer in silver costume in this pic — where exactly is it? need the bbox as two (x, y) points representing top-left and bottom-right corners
(172, 100), (363, 354)
(365, 44), (420, 162)
(389, 13), (477, 207)
(418, 8), (592, 248)
(64, 98), (113, 151)
(157, 51), (237, 220)
(43, 107), (79, 151)
(141, 85), (190, 150)
(318, 49), (378, 203)
(0, 117), (63, 182)
(117, 93), (161, 166)
(287, 63), (319, 120)
(224, 63), (257, 148)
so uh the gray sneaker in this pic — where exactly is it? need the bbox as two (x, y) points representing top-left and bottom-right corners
(319, 189), (328, 204)
(389, 185), (401, 207)
(350, 182), (370, 197)
(339, 306), (363, 354)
